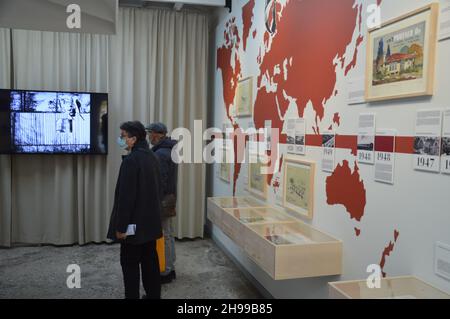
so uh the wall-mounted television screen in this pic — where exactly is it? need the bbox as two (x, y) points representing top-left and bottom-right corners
(0, 89), (108, 154)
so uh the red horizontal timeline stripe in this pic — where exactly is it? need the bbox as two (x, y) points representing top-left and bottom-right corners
(216, 133), (416, 155)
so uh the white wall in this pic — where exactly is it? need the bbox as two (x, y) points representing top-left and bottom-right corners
(210, 0), (450, 298)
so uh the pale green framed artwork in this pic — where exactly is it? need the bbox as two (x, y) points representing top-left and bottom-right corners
(235, 77), (253, 117)
(248, 156), (268, 199)
(283, 156), (315, 219)
(219, 147), (231, 183)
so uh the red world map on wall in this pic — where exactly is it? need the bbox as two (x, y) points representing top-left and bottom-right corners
(216, 0), (400, 277)
(217, 0), (366, 219)
(253, 0), (362, 132)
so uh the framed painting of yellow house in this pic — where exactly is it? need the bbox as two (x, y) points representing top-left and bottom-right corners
(365, 4), (439, 102)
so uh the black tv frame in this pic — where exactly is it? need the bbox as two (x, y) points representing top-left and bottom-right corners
(0, 88), (108, 155)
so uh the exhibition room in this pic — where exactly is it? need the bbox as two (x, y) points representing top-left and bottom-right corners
(1, 0), (450, 301)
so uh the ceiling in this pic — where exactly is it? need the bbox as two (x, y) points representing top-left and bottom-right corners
(119, 0), (225, 13)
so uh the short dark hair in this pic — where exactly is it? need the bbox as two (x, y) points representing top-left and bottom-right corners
(120, 121), (147, 142)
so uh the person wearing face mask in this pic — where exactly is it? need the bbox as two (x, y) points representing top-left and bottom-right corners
(107, 121), (163, 299)
(146, 122), (178, 284)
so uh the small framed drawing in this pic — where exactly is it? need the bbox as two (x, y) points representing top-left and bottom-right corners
(282, 156), (315, 219)
(219, 147), (231, 183)
(235, 77), (253, 117)
(365, 4), (439, 102)
(248, 155), (268, 199)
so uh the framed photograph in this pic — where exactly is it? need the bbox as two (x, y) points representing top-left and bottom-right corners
(235, 77), (253, 117)
(248, 155), (268, 199)
(282, 156), (315, 219)
(365, 4), (439, 102)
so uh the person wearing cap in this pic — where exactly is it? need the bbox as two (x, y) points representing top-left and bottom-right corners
(107, 121), (163, 299)
(146, 122), (178, 284)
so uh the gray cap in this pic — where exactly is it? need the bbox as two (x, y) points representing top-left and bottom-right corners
(145, 122), (168, 134)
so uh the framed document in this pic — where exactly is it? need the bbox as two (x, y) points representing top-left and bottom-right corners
(235, 77), (253, 117)
(248, 155), (268, 199)
(219, 144), (232, 183)
(282, 156), (315, 219)
(219, 157), (231, 184)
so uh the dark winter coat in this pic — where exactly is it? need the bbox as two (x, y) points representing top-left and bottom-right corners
(151, 137), (178, 197)
(107, 140), (163, 244)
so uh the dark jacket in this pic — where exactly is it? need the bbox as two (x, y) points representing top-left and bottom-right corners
(151, 137), (178, 197)
(107, 140), (163, 244)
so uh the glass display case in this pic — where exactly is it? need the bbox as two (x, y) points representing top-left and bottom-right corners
(207, 197), (268, 231)
(226, 207), (295, 224)
(245, 222), (342, 280)
(328, 276), (450, 299)
(220, 207), (296, 248)
(209, 196), (266, 209)
(207, 197), (343, 280)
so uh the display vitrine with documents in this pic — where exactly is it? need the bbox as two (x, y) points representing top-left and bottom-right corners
(207, 197), (343, 280)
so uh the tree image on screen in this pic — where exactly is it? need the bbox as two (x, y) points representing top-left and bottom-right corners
(10, 91), (91, 153)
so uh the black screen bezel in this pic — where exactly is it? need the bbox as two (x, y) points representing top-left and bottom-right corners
(0, 88), (108, 155)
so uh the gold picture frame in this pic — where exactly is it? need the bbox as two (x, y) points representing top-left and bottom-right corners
(282, 156), (315, 220)
(248, 155), (268, 200)
(365, 4), (439, 102)
(235, 77), (253, 117)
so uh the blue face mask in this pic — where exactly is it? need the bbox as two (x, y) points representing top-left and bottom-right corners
(117, 136), (128, 149)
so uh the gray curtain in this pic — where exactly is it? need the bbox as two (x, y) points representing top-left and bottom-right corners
(0, 28), (11, 247)
(109, 8), (207, 239)
(11, 30), (110, 245)
(0, 7), (207, 247)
